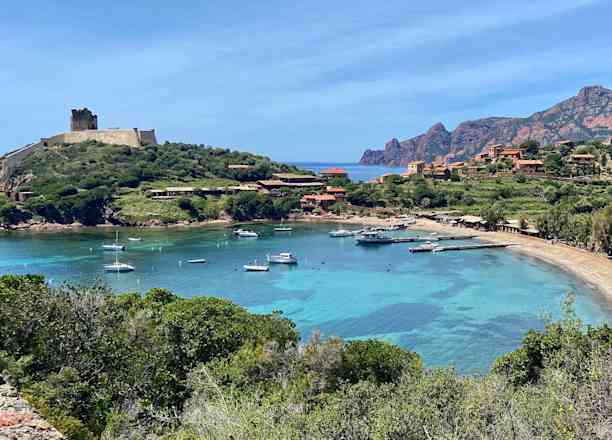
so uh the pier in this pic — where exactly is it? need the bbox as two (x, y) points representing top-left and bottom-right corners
(391, 234), (478, 244)
(409, 242), (516, 253)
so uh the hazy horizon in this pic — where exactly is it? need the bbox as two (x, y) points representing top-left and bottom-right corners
(3, 0), (612, 161)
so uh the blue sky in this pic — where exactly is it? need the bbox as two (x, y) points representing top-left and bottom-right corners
(2, 0), (611, 161)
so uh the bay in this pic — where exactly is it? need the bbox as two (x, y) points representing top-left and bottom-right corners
(291, 162), (405, 182)
(1, 223), (609, 373)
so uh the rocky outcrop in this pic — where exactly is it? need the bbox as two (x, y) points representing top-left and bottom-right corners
(360, 85), (612, 165)
(0, 382), (64, 439)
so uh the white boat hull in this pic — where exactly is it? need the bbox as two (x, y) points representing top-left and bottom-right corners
(244, 265), (269, 272)
(267, 256), (297, 264)
(104, 264), (135, 273)
(102, 245), (125, 251)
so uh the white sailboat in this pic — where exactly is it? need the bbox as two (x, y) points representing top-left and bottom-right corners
(104, 251), (135, 273)
(102, 231), (125, 251)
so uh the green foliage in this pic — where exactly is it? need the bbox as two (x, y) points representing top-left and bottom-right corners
(544, 152), (563, 175)
(0, 276), (297, 438)
(224, 192), (289, 221)
(0, 202), (32, 225)
(2, 275), (612, 439)
(12, 140), (301, 225)
(520, 139), (540, 156)
(339, 340), (421, 385)
(480, 202), (506, 229)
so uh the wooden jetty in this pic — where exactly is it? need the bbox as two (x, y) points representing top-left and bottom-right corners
(391, 234), (478, 244)
(409, 242), (516, 253)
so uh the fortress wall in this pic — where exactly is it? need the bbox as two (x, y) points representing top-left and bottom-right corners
(0, 142), (44, 191)
(54, 129), (142, 147)
(138, 129), (157, 146)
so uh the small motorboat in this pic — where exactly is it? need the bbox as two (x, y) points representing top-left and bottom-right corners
(233, 228), (245, 235)
(128, 237), (142, 242)
(267, 252), (298, 264)
(187, 258), (207, 264)
(244, 259), (269, 272)
(237, 230), (259, 238)
(102, 231), (125, 251)
(409, 242), (440, 253)
(329, 229), (355, 237)
(274, 220), (293, 232)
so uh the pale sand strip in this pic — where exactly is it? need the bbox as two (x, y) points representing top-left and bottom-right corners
(296, 214), (612, 304)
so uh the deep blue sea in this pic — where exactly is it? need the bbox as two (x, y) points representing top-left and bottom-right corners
(291, 162), (405, 182)
(1, 223), (610, 373)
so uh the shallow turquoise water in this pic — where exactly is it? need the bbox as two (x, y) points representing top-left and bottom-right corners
(1, 223), (610, 372)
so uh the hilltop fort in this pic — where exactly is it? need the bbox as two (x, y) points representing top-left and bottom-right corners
(0, 108), (157, 191)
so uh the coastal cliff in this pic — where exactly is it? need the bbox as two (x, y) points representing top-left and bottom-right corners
(360, 85), (612, 166)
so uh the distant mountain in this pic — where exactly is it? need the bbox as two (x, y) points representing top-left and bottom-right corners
(360, 85), (612, 166)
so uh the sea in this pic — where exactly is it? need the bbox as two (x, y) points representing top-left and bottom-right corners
(1, 223), (610, 373)
(291, 162), (405, 182)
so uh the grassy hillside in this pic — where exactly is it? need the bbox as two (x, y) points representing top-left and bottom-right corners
(4, 140), (303, 225)
(16, 140), (300, 195)
(1, 275), (611, 439)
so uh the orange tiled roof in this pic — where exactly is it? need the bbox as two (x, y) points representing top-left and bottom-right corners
(301, 194), (336, 201)
(320, 167), (348, 174)
(326, 186), (346, 192)
(516, 160), (543, 165)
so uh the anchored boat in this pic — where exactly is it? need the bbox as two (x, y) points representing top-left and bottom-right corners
(237, 230), (259, 238)
(355, 231), (394, 245)
(329, 229), (355, 237)
(187, 258), (207, 264)
(104, 252), (135, 272)
(244, 259), (269, 272)
(267, 252), (298, 264)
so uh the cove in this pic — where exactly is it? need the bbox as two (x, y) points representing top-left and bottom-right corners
(1, 223), (610, 373)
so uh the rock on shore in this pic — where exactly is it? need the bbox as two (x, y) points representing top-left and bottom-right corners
(0, 382), (64, 439)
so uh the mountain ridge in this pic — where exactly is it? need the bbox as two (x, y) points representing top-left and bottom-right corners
(360, 85), (612, 166)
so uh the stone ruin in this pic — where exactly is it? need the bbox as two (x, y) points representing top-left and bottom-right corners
(70, 108), (98, 131)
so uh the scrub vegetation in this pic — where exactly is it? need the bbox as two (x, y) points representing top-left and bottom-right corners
(1, 275), (611, 439)
(2, 141), (302, 226)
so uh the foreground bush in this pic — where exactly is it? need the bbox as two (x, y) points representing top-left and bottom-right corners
(1, 275), (611, 439)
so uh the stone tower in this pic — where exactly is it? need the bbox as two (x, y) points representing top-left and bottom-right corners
(70, 108), (98, 131)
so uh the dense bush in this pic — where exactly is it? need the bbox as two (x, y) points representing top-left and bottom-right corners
(1, 275), (611, 439)
(225, 192), (295, 221)
(0, 275), (297, 438)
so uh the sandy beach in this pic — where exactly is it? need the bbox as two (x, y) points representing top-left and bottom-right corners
(411, 218), (612, 304)
(297, 213), (612, 304)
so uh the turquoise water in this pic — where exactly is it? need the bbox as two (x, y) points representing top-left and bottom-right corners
(1, 223), (610, 372)
(291, 162), (405, 182)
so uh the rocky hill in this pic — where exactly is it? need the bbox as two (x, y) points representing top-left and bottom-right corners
(360, 85), (612, 166)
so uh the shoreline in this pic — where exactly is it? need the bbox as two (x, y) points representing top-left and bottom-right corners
(298, 214), (612, 304)
(411, 218), (612, 305)
(3, 214), (611, 305)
